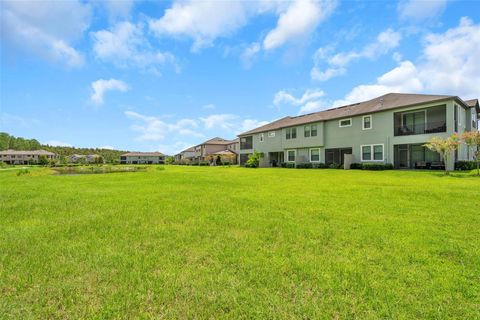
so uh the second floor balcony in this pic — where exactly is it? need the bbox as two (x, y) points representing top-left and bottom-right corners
(394, 105), (447, 136)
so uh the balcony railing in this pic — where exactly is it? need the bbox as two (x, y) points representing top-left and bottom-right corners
(394, 121), (446, 136)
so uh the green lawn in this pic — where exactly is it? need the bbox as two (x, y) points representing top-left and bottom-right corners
(1, 166), (479, 319)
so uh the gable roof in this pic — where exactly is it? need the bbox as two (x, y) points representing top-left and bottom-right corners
(200, 137), (235, 145)
(465, 99), (480, 113)
(239, 93), (470, 136)
(0, 149), (56, 156)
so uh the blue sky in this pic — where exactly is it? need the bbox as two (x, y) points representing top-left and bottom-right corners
(1, 0), (479, 154)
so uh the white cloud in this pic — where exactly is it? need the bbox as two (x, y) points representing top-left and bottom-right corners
(125, 111), (202, 141)
(241, 42), (261, 68)
(311, 28), (402, 81)
(240, 119), (270, 133)
(273, 89), (328, 114)
(274, 89), (325, 106)
(91, 79), (129, 105)
(398, 0), (447, 22)
(200, 114), (239, 130)
(45, 140), (73, 147)
(202, 104), (216, 110)
(149, 0), (251, 51)
(149, 0), (336, 52)
(1, 0), (90, 67)
(263, 0), (337, 50)
(92, 21), (177, 74)
(338, 17), (480, 104)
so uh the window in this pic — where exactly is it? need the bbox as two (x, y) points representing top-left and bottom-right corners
(259, 133), (264, 142)
(304, 125), (310, 137)
(311, 124), (317, 137)
(268, 131), (275, 138)
(361, 144), (384, 162)
(339, 118), (352, 127)
(287, 150), (296, 162)
(310, 148), (320, 162)
(286, 128), (297, 140)
(362, 115), (372, 130)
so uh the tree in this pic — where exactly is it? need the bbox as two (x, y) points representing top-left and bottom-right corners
(462, 130), (480, 176)
(165, 156), (175, 165)
(215, 155), (222, 166)
(245, 151), (263, 168)
(424, 134), (461, 175)
(38, 155), (49, 166)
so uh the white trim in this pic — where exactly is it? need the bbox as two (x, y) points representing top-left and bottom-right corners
(362, 115), (372, 130)
(268, 131), (275, 138)
(286, 149), (296, 162)
(309, 148), (321, 162)
(339, 118), (352, 127)
(360, 144), (384, 162)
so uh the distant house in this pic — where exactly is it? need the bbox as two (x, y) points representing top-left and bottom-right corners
(68, 154), (102, 163)
(174, 146), (196, 162)
(176, 137), (239, 164)
(120, 152), (165, 164)
(0, 149), (57, 165)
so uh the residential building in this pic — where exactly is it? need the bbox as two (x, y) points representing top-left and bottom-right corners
(174, 146), (196, 162)
(176, 137), (239, 164)
(120, 152), (165, 164)
(238, 93), (480, 170)
(0, 149), (58, 164)
(68, 154), (102, 163)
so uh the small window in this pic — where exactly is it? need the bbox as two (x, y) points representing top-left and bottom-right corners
(362, 115), (372, 130)
(286, 128), (291, 140)
(287, 150), (296, 162)
(259, 133), (264, 142)
(304, 125), (310, 137)
(310, 148), (320, 162)
(291, 128), (297, 139)
(339, 118), (352, 127)
(311, 124), (317, 137)
(268, 131), (275, 138)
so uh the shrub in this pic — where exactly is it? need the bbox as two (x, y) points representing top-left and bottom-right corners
(165, 156), (175, 165)
(329, 162), (341, 169)
(361, 163), (394, 171)
(313, 163), (328, 169)
(245, 151), (263, 168)
(199, 162), (209, 166)
(191, 162), (199, 166)
(350, 163), (362, 170)
(222, 161), (230, 166)
(296, 163), (313, 169)
(16, 168), (30, 176)
(455, 161), (476, 171)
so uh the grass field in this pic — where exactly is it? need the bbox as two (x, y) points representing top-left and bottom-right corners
(1, 166), (479, 319)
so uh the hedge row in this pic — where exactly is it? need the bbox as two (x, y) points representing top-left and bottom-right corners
(280, 162), (394, 170)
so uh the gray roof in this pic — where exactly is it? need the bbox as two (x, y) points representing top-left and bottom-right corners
(0, 149), (56, 156)
(239, 93), (471, 136)
(465, 99), (480, 113)
(197, 137), (237, 146)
